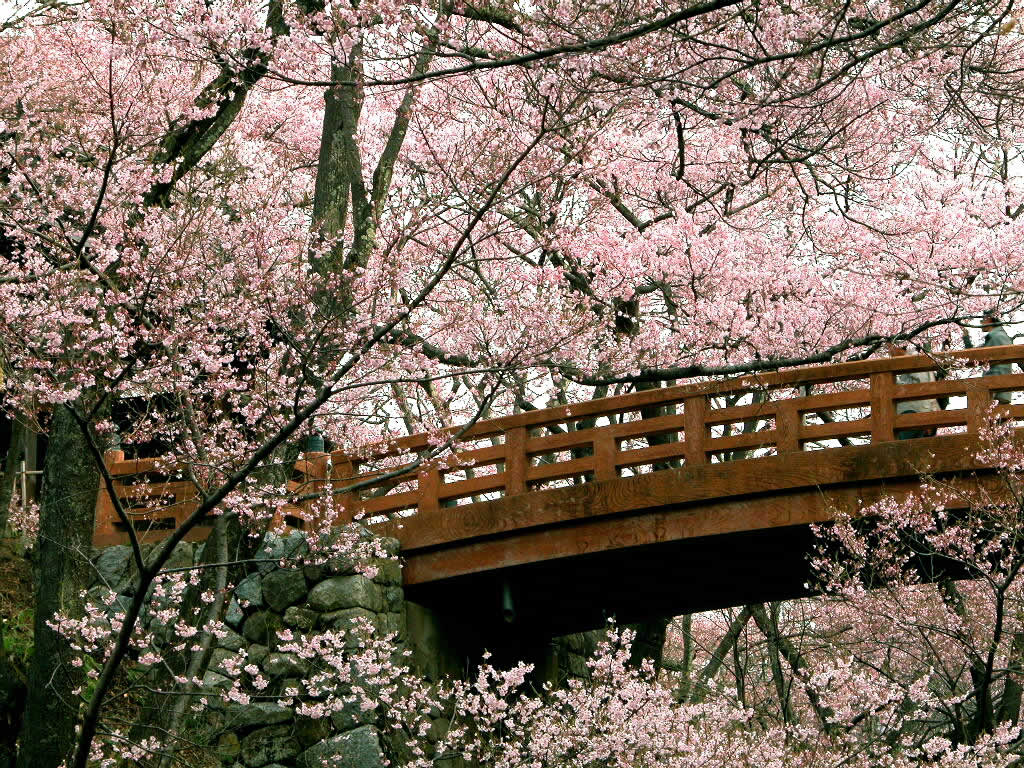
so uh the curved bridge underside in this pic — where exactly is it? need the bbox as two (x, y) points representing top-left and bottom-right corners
(396, 435), (999, 638)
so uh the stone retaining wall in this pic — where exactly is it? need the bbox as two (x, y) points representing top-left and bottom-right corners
(88, 529), (406, 768)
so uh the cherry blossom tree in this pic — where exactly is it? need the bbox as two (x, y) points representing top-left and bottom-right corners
(655, 408), (1024, 765)
(4, 0), (1024, 765)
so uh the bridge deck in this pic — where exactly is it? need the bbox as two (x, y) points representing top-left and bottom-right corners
(93, 346), (1024, 630)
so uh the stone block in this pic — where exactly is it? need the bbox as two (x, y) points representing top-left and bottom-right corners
(294, 716), (332, 748)
(256, 534), (288, 573)
(324, 554), (357, 576)
(262, 652), (309, 678)
(303, 564), (325, 583)
(380, 612), (405, 640)
(93, 545), (133, 592)
(370, 559), (402, 587)
(203, 671), (232, 691)
(235, 574), (264, 608)
(383, 586), (403, 612)
(563, 633), (586, 654)
(284, 606), (320, 631)
(320, 607), (377, 636)
(165, 541), (194, 571)
(243, 611), (283, 647)
(97, 592), (132, 621)
(225, 597), (245, 627)
(240, 725), (300, 767)
(220, 628), (247, 652)
(427, 717), (449, 744)
(297, 726), (385, 768)
(330, 699), (377, 732)
(258, 532), (309, 573)
(248, 644), (270, 668)
(204, 692), (227, 711)
(209, 647), (237, 675)
(263, 569), (308, 612)
(223, 702), (293, 730)
(309, 576), (384, 613)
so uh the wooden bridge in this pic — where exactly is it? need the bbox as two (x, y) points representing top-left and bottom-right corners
(94, 345), (1024, 637)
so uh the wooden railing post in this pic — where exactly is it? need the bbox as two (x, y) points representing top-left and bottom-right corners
(504, 427), (527, 496)
(93, 449), (125, 545)
(774, 401), (800, 453)
(870, 372), (896, 443)
(332, 454), (359, 524)
(418, 466), (441, 514)
(684, 396), (708, 465)
(593, 432), (617, 482)
(966, 382), (991, 435)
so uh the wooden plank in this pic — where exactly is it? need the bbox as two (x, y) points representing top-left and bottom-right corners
(616, 441), (689, 470)
(441, 444), (505, 473)
(335, 352), (954, 458)
(526, 456), (595, 484)
(795, 389), (870, 412)
(891, 375), (1024, 400)
(608, 413), (687, 441)
(358, 489), (420, 515)
(401, 474), (1009, 584)
(374, 434), (995, 551)
(799, 418), (871, 442)
(399, 485), (886, 584)
(527, 428), (603, 455)
(956, 372), (1024, 395)
(330, 455), (359, 481)
(439, 472), (506, 501)
(953, 344), (1024, 364)
(893, 410), (968, 429)
(706, 429), (778, 453)
(93, 348), (1024, 548)
(102, 347), (1024, 484)
(107, 457), (169, 476)
(704, 401), (778, 425)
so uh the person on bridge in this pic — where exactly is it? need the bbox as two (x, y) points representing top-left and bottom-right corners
(889, 344), (941, 440)
(981, 312), (1015, 405)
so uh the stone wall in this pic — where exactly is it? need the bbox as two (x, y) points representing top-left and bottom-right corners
(88, 530), (406, 768)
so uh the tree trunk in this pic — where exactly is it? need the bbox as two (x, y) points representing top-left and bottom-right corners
(0, 417), (25, 532)
(997, 621), (1024, 727)
(626, 616), (671, 671)
(17, 405), (97, 768)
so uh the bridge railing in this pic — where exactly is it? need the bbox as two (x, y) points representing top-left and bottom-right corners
(93, 345), (1024, 545)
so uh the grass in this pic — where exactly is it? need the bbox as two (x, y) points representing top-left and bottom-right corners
(0, 537), (33, 672)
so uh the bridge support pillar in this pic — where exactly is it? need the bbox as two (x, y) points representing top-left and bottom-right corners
(405, 601), (473, 682)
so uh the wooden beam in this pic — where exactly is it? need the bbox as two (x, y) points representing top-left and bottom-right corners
(401, 474), (1008, 584)
(374, 435), (992, 552)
